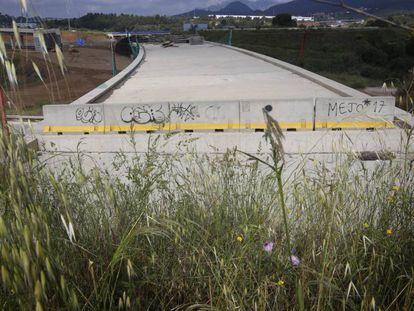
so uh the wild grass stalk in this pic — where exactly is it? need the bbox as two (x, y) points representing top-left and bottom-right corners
(0, 129), (413, 310)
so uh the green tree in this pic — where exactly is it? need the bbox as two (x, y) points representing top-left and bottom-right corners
(272, 14), (297, 27)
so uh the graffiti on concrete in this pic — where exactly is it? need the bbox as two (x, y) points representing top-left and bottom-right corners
(205, 105), (221, 120)
(121, 105), (167, 124)
(327, 99), (386, 117)
(171, 103), (199, 121)
(76, 107), (103, 124)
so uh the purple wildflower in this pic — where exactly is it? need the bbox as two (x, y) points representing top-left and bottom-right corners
(290, 255), (300, 266)
(263, 241), (274, 253)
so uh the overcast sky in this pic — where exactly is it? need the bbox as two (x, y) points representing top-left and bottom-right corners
(1, 0), (289, 18)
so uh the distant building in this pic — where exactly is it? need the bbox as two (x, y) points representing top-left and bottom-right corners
(0, 28), (62, 51)
(211, 14), (273, 19)
(320, 19), (365, 28)
(16, 22), (38, 29)
(297, 21), (320, 28)
(292, 16), (314, 22)
(183, 23), (208, 32)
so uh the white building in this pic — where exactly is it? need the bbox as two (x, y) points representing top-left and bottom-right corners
(292, 16), (315, 22)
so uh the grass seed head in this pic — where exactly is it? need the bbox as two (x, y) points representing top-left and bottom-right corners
(0, 217), (7, 237)
(32, 61), (44, 83)
(12, 20), (22, 49)
(19, 0), (28, 14)
(0, 34), (6, 63)
(55, 44), (66, 76)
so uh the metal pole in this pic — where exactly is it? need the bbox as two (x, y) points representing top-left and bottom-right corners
(0, 87), (9, 136)
(299, 31), (308, 67)
(227, 29), (233, 46)
(110, 39), (117, 77)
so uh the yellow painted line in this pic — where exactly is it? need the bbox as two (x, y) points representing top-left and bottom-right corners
(109, 124), (172, 131)
(175, 123), (240, 130)
(314, 121), (394, 129)
(43, 125), (107, 133)
(245, 122), (313, 129)
(43, 120), (392, 134)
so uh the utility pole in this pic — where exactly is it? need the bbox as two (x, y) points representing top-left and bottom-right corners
(298, 31), (308, 67)
(110, 38), (117, 76)
(0, 87), (8, 136)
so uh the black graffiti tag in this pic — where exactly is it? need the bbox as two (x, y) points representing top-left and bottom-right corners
(76, 107), (103, 124)
(121, 105), (167, 124)
(328, 99), (386, 117)
(171, 103), (199, 121)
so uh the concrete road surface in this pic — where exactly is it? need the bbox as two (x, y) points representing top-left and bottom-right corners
(101, 43), (342, 104)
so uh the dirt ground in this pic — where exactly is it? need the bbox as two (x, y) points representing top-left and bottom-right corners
(5, 46), (131, 115)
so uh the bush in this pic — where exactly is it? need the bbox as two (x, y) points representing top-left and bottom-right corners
(366, 19), (390, 28)
(361, 47), (389, 66)
(406, 36), (414, 56)
(382, 41), (407, 59)
(360, 65), (387, 78)
(388, 57), (414, 75)
(272, 14), (297, 27)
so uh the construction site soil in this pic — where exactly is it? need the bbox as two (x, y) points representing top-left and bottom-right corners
(5, 45), (131, 115)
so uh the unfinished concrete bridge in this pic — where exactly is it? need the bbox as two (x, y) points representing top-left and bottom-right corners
(17, 41), (413, 168)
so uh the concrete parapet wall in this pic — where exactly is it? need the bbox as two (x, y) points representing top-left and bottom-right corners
(240, 99), (314, 130)
(42, 96), (395, 134)
(69, 45), (145, 105)
(315, 97), (395, 129)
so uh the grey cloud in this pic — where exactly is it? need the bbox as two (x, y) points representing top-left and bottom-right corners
(0, 0), (289, 17)
(1, 0), (222, 17)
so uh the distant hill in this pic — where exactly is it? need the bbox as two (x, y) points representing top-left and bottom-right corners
(181, 0), (414, 17)
(263, 0), (414, 16)
(206, 0), (287, 11)
(180, 1), (256, 17)
(218, 1), (255, 15)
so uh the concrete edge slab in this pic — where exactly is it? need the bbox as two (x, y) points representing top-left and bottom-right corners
(37, 129), (411, 156)
(395, 107), (414, 127)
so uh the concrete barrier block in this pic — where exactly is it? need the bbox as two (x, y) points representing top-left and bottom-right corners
(315, 97), (395, 129)
(189, 36), (204, 45)
(104, 103), (171, 131)
(240, 99), (314, 130)
(170, 101), (240, 130)
(43, 104), (105, 133)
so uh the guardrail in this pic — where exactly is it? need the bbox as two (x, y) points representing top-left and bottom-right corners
(42, 97), (395, 134)
(6, 115), (44, 121)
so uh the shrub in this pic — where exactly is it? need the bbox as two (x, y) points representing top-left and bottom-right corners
(361, 47), (388, 66)
(360, 65), (387, 78)
(272, 14), (297, 28)
(382, 41), (407, 59)
(389, 57), (414, 75)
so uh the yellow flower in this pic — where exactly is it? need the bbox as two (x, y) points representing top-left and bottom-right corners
(277, 280), (285, 286)
(236, 235), (243, 242)
(386, 229), (393, 236)
(363, 223), (370, 229)
(392, 185), (400, 191)
(387, 196), (395, 203)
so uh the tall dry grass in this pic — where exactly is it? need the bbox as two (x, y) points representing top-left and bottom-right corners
(0, 129), (413, 310)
